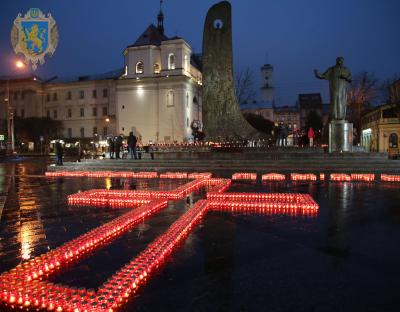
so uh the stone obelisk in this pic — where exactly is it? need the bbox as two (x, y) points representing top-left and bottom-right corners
(202, 1), (258, 140)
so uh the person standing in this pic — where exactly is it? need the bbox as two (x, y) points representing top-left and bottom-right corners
(127, 131), (138, 159)
(115, 135), (122, 159)
(293, 127), (299, 146)
(55, 140), (63, 165)
(107, 136), (115, 159)
(308, 127), (315, 147)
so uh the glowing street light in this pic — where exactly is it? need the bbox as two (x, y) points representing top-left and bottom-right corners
(16, 60), (25, 69)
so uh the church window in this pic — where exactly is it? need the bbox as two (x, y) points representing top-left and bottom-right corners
(389, 133), (398, 148)
(168, 53), (175, 70)
(167, 90), (174, 107)
(154, 63), (161, 74)
(136, 61), (144, 74)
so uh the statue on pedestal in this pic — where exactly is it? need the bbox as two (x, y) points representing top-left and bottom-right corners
(314, 57), (353, 152)
(314, 57), (352, 120)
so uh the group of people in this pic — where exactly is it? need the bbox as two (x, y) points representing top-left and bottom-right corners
(107, 132), (138, 159)
(276, 122), (316, 147)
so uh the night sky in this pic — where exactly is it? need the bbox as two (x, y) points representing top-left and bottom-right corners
(1, 0), (400, 105)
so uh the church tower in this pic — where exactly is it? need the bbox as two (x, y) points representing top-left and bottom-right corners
(157, 0), (164, 35)
(260, 64), (274, 102)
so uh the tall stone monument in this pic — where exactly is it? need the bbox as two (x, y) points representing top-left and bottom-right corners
(315, 57), (353, 152)
(202, 1), (257, 140)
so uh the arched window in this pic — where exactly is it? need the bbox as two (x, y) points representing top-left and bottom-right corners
(167, 90), (174, 107)
(168, 53), (175, 70)
(389, 133), (398, 148)
(154, 63), (161, 74)
(186, 93), (189, 108)
(135, 61), (144, 74)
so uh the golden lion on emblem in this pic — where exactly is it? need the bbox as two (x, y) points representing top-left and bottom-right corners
(21, 24), (46, 54)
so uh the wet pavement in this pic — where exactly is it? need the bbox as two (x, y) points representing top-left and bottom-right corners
(1, 158), (400, 311)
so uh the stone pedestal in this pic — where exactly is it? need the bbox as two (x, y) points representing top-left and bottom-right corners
(329, 120), (353, 153)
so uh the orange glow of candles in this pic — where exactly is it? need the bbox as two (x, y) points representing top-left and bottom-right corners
(261, 173), (286, 181)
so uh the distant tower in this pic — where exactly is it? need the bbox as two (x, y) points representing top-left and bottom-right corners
(261, 64), (274, 102)
(157, 0), (164, 35)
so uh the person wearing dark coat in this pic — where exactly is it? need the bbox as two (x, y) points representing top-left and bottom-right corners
(115, 135), (123, 159)
(55, 141), (63, 165)
(127, 132), (138, 159)
(107, 137), (115, 159)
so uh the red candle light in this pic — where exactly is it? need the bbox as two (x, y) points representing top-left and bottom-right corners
(261, 173), (286, 181)
(232, 173), (257, 181)
(330, 173), (351, 181)
(290, 173), (317, 181)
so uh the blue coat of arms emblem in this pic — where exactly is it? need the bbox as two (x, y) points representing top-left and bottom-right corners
(11, 8), (58, 70)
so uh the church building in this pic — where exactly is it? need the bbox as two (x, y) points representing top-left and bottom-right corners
(117, 7), (202, 143)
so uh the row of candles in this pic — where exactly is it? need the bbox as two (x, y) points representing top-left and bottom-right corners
(68, 179), (208, 207)
(46, 171), (213, 180)
(45, 170), (400, 183)
(234, 172), (400, 183)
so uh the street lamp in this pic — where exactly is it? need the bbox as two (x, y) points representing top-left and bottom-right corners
(5, 60), (26, 154)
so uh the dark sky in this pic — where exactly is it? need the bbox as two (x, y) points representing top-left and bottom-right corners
(1, 0), (400, 105)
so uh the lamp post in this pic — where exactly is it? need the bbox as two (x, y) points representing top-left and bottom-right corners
(5, 60), (26, 154)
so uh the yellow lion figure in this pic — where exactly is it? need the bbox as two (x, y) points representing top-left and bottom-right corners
(24, 24), (45, 53)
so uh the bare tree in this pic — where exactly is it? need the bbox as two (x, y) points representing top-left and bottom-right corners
(347, 71), (379, 140)
(380, 73), (400, 104)
(235, 67), (256, 104)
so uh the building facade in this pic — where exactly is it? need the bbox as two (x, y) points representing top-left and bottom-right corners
(361, 104), (400, 155)
(0, 7), (202, 147)
(298, 93), (323, 129)
(240, 102), (274, 121)
(117, 21), (202, 144)
(273, 105), (300, 129)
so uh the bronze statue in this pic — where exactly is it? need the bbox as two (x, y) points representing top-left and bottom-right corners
(314, 57), (352, 120)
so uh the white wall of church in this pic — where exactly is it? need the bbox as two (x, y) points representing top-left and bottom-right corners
(116, 78), (200, 144)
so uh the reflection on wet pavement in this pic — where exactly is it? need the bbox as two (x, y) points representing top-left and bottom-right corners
(1, 159), (400, 311)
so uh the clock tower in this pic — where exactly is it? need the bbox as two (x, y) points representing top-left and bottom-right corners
(261, 64), (274, 102)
